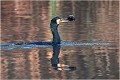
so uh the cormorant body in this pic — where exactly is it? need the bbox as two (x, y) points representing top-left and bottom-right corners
(50, 16), (62, 44)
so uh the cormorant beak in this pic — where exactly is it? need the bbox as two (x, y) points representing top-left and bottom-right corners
(57, 19), (69, 24)
(61, 19), (69, 23)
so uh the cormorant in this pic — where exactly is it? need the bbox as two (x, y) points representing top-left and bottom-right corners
(50, 15), (75, 44)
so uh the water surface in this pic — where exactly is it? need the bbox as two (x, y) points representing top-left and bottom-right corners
(1, 1), (119, 79)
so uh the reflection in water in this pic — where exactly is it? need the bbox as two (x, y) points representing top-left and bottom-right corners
(51, 44), (76, 71)
(1, 1), (119, 79)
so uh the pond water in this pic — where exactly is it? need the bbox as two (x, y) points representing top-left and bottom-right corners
(1, 1), (119, 79)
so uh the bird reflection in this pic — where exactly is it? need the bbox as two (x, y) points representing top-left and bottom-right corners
(51, 44), (76, 71)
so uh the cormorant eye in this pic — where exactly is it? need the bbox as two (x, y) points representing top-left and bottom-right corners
(56, 19), (62, 24)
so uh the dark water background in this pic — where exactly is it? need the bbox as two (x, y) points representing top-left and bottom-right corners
(1, 1), (119, 79)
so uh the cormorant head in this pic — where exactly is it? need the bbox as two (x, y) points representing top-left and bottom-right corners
(51, 15), (75, 25)
(51, 16), (62, 25)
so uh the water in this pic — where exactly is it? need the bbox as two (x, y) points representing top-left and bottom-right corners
(1, 1), (119, 79)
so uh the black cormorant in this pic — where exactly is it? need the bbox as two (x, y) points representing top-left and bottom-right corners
(50, 16), (62, 44)
(50, 15), (75, 44)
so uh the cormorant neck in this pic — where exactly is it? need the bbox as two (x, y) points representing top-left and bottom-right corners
(50, 23), (61, 44)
